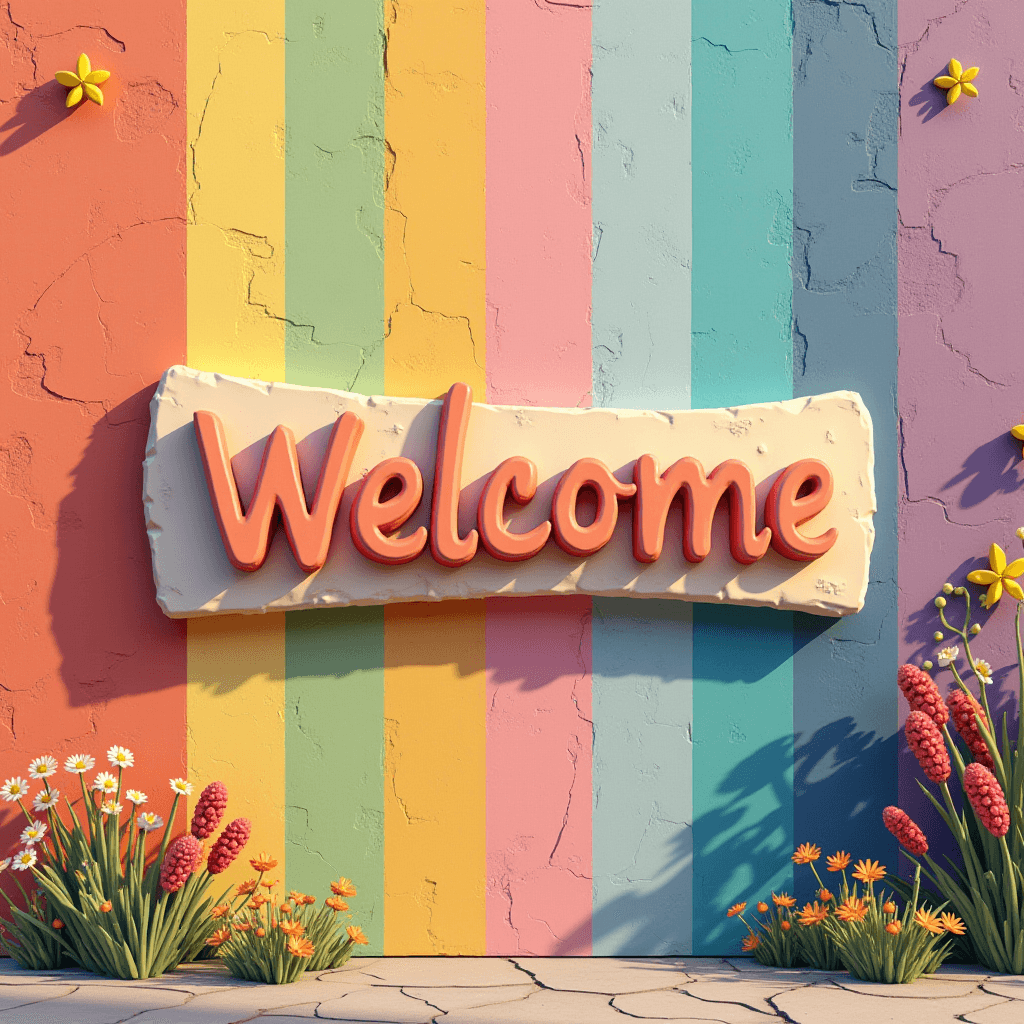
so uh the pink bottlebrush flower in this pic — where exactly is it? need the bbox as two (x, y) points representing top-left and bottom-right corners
(159, 834), (204, 893)
(882, 805), (929, 856)
(897, 664), (949, 726)
(906, 710), (951, 784)
(947, 690), (996, 771)
(963, 763), (1010, 837)
(190, 781), (228, 840)
(207, 818), (252, 875)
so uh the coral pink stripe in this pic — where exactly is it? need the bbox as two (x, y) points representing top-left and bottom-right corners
(485, 0), (593, 955)
(485, 0), (593, 408)
(485, 597), (593, 954)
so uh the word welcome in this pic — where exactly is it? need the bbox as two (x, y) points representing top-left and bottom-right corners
(194, 383), (838, 577)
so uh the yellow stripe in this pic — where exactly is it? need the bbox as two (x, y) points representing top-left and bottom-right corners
(187, 0), (286, 889)
(383, 0), (487, 954)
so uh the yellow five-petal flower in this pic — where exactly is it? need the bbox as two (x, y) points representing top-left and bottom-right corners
(934, 58), (979, 105)
(1012, 424), (1024, 457)
(55, 53), (111, 108)
(967, 543), (1024, 607)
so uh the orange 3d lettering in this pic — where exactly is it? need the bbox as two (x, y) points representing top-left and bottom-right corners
(194, 383), (838, 574)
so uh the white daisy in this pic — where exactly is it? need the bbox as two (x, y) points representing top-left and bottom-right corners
(27, 756), (57, 780)
(92, 772), (118, 794)
(169, 778), (193, 797)
(137, 812), (164, 832)
(974, 658), (993, 682)
(1, 777), (29, 802)
(19, 820), (47, 845)
(106, 746), (134, 769)
(937, 646), (959, 667)
(125, 789), (147, 806)
(12, 848), (37, 871)
(32, 789), (59, 812)
(65, 754), (95, 774)
(100, 801), (123, 817)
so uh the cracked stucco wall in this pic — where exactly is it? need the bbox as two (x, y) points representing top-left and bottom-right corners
(898, 0), (1024, 857)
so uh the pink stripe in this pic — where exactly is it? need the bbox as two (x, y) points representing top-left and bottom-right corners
(485, 0), (592, 408)
(484, 0), (593, 956)
(485, 597), (593, 955)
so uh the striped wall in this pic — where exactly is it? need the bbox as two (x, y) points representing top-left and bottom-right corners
(0, 0), (898, 958)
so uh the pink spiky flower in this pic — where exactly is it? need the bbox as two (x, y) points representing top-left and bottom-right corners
(897, 664), (949, 726)
(947, 690), (996, 771)
(963, 763), (1010, 837)
(159, 834), (204, 893)
(906, 710), (951, 784)
(190, 781), (228, 840)
(207, 818), (252, 875)
(882, 805), (928, 856)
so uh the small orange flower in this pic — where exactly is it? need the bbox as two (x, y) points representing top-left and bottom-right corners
(914, 908), (944, 935)
(279, 920), (305, 937)
(236, 879), (258, 896)
(756, 901), (769, 913)
(233, 922), (252, 932)
(288, 890), (313, 906)
(940, 912), (967, 936)
(287, 937), (315, 958)
(818, 889), (833, 903)
(886, 921), (902, 935)
(741, 933), (760, 952)
(325, 896), (349, 912)
(772, 892), (797, 908)
(255, 927), (266, 937)
(210, 904), (230, 919)
(279, 903), (292, 915)
(796, 901), (829, 927)
(882, 901), (896, 915)
(249, 893), (269, 909)
(826, 851), (851, 873)
(852, 859), (886, 885)
(250, 852), (278, 872)
(780, 920), (791, 931)
(207, 927), (232, 947)
(52, 919), (64, 929)
(346, 925), (369, 946)
(331, 876), (357, 897)
(260, 877), (278, 889)
(792, 843), (821, 865)
(836, 897), (868, 923)
(726, 901), (747, 918)
(99, 900), (112, 913)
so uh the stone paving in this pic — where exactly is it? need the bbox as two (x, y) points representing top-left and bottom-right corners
(2, 956), (1024, 1023)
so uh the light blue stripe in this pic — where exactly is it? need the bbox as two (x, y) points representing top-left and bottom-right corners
(791, 0), (898, 889)
(591, 0), (693, 955)
(690, 0), (794, 953)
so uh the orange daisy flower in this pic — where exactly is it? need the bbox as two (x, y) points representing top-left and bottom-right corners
(940, 912), (967, 936)
(233, 922), (252, 932)
(236, 879), (258, 896)
(210, 904), (230, 919)
(250, 852), (278, 873)
(346, 925), (370, 945)
(792, 843), (821, 865)
(279, 903), (293, 915)
(796, 901), (829, 927)
(836, 897), (868, 923)
(756, 901), (769, 913)
(886, 921), (902, 935)
(206, 927), (232, 947)
(260, 877), (278, 889)
(330, 877), (358, 897)
(287, 937), (315, 958)
(914, 908), (944, 935)
(741, 933), (760, 952)
(772, 892), (797, 908)
(325, 896), (349, 913)
(279, 920), (305, 937)
(852, 859), (886, 884)
(882, 901), (896, 915)
(826, 851), (851, 873)
(818, 889), (833, 903)
(726, 901), (747, 918)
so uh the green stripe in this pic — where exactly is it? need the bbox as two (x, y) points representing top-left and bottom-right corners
(283, 0), (385, 955)
(690, 0), (794, 954)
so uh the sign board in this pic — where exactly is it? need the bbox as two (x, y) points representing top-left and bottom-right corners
(143, 365), (876, 618)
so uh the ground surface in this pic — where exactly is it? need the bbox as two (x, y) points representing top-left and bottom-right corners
(1, 956), (1024, 1023)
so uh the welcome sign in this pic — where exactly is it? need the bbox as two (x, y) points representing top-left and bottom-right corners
(143, 366), (876, 618)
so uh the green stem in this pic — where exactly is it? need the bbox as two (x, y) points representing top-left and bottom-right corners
(155, 793), (181, 871)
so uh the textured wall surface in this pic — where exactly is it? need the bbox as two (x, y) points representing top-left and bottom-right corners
(2, 0), (1018, 958)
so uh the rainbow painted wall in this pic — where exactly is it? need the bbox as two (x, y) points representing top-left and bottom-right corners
(6, 0), (1021, 958)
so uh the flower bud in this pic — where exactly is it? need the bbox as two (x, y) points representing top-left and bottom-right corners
(942, 583), (954, 595)
(971, 624), (982, 635)
(935, 597), (946, 608)
(954, 587), (965, 596)
(923, 660), (934, 671)
(934, 631), (944, 641)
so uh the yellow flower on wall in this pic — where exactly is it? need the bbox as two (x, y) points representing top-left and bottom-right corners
(967, 543), (1024, 607)
(934, 59), (979, 105)
(1011, 424), (1024, 457)
(55, 53), (110, 108)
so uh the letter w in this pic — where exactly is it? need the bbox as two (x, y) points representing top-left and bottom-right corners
(193, 410), (364, 574)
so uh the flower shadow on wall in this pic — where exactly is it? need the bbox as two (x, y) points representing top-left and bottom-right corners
(906, 63), (963, 126)
(0, 80), (76, 157)
(943, 431), (1024, 509)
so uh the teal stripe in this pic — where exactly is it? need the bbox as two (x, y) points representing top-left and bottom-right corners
(591, 0), (693, 955)
(690, 0), (794, 953)
(283, 0), (385, 955)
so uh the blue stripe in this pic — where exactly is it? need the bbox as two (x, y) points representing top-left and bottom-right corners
(791, 0), (899, 891)
(690, 0), (794, 953)
(590, 0), (694, 954)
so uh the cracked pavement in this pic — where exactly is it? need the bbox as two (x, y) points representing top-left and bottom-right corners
(2, 958), (1024, 1023)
